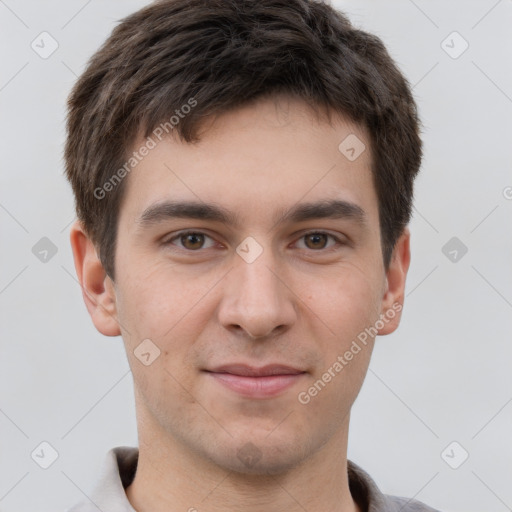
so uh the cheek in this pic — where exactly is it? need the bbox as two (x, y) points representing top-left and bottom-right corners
(303, 263), (383, 340)
(115, 258), (195, 341)
(132, 359), (202, 434)
(297, 277), (378, 418)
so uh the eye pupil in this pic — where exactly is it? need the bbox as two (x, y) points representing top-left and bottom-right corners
(182, 233), (204, 250)
(305, 233), (327, 249)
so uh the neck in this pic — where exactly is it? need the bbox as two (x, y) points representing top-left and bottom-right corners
(126, 409), (361, 512)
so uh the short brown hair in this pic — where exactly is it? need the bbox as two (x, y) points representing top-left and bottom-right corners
(64, 0), (422, 280)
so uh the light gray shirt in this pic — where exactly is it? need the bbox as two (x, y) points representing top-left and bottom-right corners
(67, 446), (441, 512)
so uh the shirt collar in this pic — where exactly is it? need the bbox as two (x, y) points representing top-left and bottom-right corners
(80, 446), (411, 512)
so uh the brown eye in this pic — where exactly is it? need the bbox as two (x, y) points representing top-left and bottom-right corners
(180, 232), (205, 250)
(296, 231), (342, 251)
(304, 233), (329, 249)
(165, 231), (216, 251)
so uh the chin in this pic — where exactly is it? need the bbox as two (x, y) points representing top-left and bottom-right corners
(205, 435), (312, 476)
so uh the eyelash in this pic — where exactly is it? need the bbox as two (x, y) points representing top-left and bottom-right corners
(163, 230), (345, 253)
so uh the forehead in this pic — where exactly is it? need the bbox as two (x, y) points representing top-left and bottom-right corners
(118, 95), (378, 231)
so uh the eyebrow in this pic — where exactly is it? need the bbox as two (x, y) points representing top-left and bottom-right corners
(136, 198), (367, 231)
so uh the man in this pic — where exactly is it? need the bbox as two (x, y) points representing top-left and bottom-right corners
(65, 0), (439, 510)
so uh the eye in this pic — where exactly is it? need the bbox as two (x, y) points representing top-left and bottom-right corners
(294, 231), (343, 251)
(163, 230), (345, 253)
(164, 231), (217, 251)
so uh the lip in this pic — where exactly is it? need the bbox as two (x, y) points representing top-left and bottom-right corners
(204, 364), (306, 399)
(208, 364), (304, 377)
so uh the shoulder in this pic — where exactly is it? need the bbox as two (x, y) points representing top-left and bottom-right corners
(65, 447), (138, 512)
(348, 460), (442, 512)
(385, 494), (442, 511)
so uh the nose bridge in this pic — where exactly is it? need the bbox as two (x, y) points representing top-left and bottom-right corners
(237, 247), (281, 301)
(218, 237), (296, 338)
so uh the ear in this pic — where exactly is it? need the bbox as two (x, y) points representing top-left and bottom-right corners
(69, 220), (121, 337)
(377, 226), (411, 336)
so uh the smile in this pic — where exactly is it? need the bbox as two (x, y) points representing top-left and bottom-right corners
(203, 364), (307, 399)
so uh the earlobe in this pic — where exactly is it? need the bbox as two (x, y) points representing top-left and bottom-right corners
(377, 227), (411, 336)
(69, 220), (121, 337)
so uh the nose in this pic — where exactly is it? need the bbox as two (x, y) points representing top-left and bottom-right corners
(217, 244), (297, 340)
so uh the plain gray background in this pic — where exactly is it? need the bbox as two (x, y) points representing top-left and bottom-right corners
(1, 1), (511, 511)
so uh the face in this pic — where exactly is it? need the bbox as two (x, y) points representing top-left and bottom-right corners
(72, 94), (409, 475)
